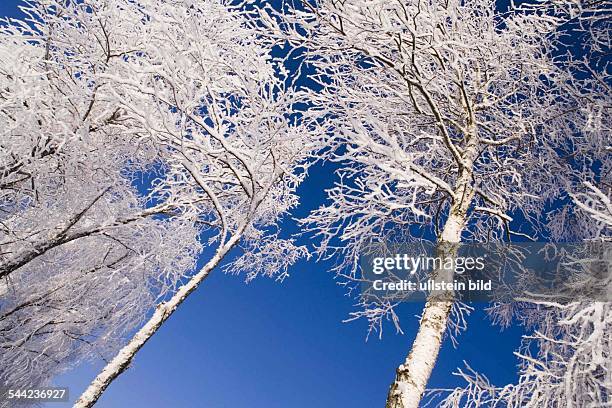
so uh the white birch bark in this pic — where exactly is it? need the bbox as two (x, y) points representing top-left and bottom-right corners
(385, 138), (478, 408)
(73, 236), (240, 408)
(384, 217), (463, 408)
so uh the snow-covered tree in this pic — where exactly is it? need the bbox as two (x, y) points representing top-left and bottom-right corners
(54, 0), (320, 406)
(432, 3), (611, 406)
(1, 0), (320, 405)
(259, 0), (609, 406)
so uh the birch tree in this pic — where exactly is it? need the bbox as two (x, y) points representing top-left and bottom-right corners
(1, 0), (319, 404)
(433, 3), (612, 406)
(260, 0), (608, 406)
(56, 0), (319, 405)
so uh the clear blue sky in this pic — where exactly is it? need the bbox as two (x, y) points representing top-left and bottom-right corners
(0, 1), (523, 407)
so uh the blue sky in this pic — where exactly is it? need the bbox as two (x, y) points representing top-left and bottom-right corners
(0, 1), (525, 407)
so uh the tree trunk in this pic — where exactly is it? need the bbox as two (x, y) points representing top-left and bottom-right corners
(74, 236), (240, 408)
(385, 140), (477, 408)
(384, 213), (464, 408)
